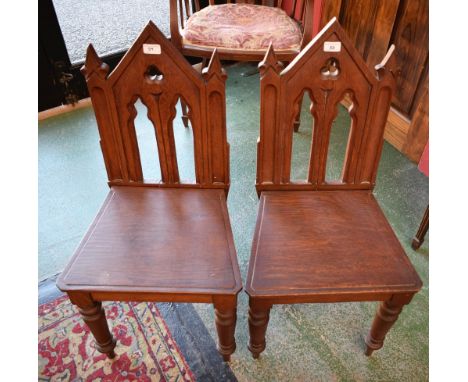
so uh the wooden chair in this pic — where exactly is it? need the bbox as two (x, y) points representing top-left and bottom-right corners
(56, 22), (242, 362)
(170, 0), (315, 62)
(245, 18), (422, 358)
(170, 0), (317, 130)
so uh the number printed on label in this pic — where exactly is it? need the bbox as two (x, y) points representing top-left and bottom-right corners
(324, 41), (341, 52)
(143, 44), (162, 55)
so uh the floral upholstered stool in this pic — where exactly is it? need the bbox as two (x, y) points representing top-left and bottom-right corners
(182, 4), (302, 54)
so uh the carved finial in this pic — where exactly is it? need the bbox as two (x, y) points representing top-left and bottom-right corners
(202, 49), (227, 81)
(258, 44), (283, 77)
(375, 44), (399, 80)
(81, 44), (109, 80)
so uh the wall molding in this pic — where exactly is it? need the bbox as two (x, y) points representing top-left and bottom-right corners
(38, 98), (92, 121)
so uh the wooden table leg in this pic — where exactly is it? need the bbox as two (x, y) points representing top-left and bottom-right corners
(213, 296), (237, 362)
(248, 299), (272, 359)
(365, 294), (414, 356)
(412, 205), (429, 250)
(69, 292), (116, 359)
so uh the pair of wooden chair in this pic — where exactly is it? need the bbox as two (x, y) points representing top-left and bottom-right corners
(57, 19), (422, 363)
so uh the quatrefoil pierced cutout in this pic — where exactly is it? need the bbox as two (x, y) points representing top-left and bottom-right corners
(320, 58), (340, 79)
(145, 65), (164, 83)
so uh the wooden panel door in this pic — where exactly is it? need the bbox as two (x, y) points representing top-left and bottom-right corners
(320, 0), (428, 119)
(390, 0), (429, 116)
(319, 0), (429, 162)
(338, 0), (399, 67)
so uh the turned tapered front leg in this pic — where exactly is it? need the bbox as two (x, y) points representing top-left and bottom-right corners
(248, 299), (272, 359)
(365, 294), (414, 356)
(213, 296), (237, 362)
(69, 292), (116, 358)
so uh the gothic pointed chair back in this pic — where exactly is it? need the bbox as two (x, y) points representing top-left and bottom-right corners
(82, 21), (229, 193)
(256, 17), (397, 194)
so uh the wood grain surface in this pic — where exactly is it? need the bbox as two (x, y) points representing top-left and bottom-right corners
(58, 187), (241, 294)
(247, 190), (421, 299)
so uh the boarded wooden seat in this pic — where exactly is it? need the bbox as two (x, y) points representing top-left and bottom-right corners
(248, 191), (420, 296)
(59, 187), (239, 294)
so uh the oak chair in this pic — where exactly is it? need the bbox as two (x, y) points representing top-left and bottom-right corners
(245, 18), (422, 358)
(170, 0), (316, 130)
(56, 22), (242, 362)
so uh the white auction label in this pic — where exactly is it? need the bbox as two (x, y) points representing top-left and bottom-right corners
(324, 41), (341, 52)
(143, 44), (162, 55)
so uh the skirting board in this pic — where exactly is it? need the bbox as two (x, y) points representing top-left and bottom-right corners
(383, 107), (411, 152)
(341, 96), (410, 155)
(38, 98), (92, 121)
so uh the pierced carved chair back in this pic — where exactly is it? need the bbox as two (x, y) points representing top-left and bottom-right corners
(82, 22), (229, 192)
(256, 18), (398, 194)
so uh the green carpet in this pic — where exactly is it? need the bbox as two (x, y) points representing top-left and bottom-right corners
(39, 62), (428, 381)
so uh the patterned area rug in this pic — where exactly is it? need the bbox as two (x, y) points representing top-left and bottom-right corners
(38, 296), (195, 381)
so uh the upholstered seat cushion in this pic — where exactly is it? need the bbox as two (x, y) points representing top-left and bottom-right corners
(182, 4), (302, 51)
